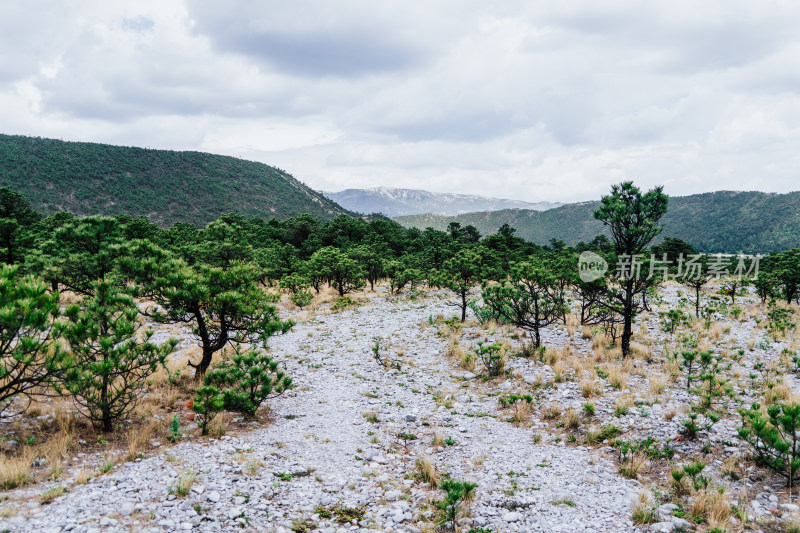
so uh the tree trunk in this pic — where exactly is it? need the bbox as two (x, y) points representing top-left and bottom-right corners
(695, 285), (701, 317)
(533, 326), (541, 348)
(103, 412), (113, 432)
(101, 380), (113, 432)
(621, 279), (634, 357)
(460, 291), (467, 322)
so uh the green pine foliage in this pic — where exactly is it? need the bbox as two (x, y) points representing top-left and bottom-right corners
(435, 247), (484, 322)
(0, 187), (41, 265)
(738, 401), (800, 488)
(58, 280), (177, 432)
(192, 385), (225, 436)
(481, 260), (566, 348)
(125, 247), (294, 377)
(435, 478), (477, 529)
(203, 346), (292, 417)
(0, 264), (64, 414)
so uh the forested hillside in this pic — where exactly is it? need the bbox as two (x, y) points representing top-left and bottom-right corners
(0, 134), (352, 226)
(395, 190), (800, 253)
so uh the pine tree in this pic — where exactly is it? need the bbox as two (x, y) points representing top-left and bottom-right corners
(436, 247), (483, 322)
(122, 242), (293, 377)
(482, 260), (565, 348)
(59, 280), (177, 432)
(594, 182), (669, 357)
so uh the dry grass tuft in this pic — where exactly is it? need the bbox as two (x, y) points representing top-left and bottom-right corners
(649, 375), (668, 395)
(541, 403), (562, 420)
(447, 341), (475, 372)
(614, 395), (635, 416)
(414, 456), (440, 488)
(764, 383), (792, 406)
(512, 400), (533, 427)
(631, 491), (657, 524)
(690, 489), (731, 527)
(125, 420), (159, 462)
(580, 379), (602, 398)
(208, 412), (232, 438)
(40, 484), (67, 503)
(619, 452), (648, 479)
(552, 361), (567, 383)
(245, 459), (264, 476)
(75, 466), (92, 485)
(564, 408), (580, 431)
(0, 449), (34, 489)
(721, 455), (744, 481)
(171, 469), (197, 497)
(607, 364), (628, 390)
(630, 343), (649, 359)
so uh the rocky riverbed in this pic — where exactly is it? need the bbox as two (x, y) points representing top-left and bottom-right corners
(2, 285), (798, 532)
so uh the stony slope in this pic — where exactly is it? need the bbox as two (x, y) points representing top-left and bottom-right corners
(2, 292), (641, 533)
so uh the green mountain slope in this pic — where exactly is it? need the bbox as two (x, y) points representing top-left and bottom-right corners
(395, 191), (800, 253)
(0, 134), (352, 226)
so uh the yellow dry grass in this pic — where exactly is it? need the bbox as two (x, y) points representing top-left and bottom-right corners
(414, 456), (440, 488)
(0, 449), (34, 489)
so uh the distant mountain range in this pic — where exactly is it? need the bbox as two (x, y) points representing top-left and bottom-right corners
(0, 134), (352, 227)
(395, 190), (800, 254)
(323, 187), (561, 217)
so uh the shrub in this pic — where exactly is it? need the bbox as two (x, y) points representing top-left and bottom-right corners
(192, 385), (224, 436)
(280, 272), (310, 296)
(661, 309), (689, 333)
(290, 290), (313, 309)
(738, 401), (800, 487)
(682, 460), (710, 491)
(331, 296), (359, 312)
(204, 346), (292, 416)
(474, 341), (505, 377)
(435, 478), (477, 529)
(167, 414), (181, 443)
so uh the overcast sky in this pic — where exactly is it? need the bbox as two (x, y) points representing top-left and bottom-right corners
(1, 1), (799, 203)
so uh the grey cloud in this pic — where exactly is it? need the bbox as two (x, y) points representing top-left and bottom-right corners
(186, 1), (428, 77)
(200, 29), (422, 77)
(1, 0), (799, 204)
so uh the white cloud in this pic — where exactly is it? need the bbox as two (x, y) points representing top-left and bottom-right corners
(0, 0), (799, 203)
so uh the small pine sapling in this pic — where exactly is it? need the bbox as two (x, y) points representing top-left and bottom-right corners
(435, 477), (477, 529)
(475, 341), (505, 377)
(167, 414), (181, 443)
(192, 385), (224, 436)
(738, 401), (800, 488)
(203, 346), (292, 416)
